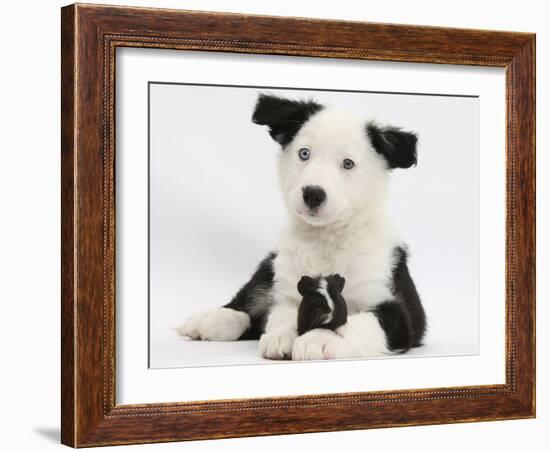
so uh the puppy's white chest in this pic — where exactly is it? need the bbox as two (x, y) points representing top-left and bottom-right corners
(274, 224), (397, 309)
(293, 239), (348, 276)
(274, 236), (353, 305)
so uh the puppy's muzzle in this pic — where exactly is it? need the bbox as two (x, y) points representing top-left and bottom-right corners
(302, 185), (326, 210)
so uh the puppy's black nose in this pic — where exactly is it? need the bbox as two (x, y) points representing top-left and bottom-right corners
(302, 186), (326, 209)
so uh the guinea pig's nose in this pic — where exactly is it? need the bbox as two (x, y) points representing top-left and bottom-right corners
(302, 185), (326, 209)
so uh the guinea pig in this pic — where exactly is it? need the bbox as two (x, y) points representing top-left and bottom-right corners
(297, 274), (347, 336)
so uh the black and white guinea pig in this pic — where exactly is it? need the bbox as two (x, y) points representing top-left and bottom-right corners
(297, 274), (347, 336)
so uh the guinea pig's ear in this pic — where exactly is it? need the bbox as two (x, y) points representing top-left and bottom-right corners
(366, 122), (418, 169)
(252, 93), (323, 147)
(328, 274), (346, 293)
(297, 276), (315, 296)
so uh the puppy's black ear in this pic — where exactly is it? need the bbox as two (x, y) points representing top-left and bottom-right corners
(252, 94), (323, 147)
(297, 276), (316, 296)
(366, 123), (418, 169)
(327, 274), (346, 293)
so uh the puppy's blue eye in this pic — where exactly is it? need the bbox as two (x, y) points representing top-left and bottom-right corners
(343, 158), (355, 169)
(298, 148), (310, 161)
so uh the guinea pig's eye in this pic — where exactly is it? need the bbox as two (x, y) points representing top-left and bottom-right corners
(343, 158), (355, 169)
(298, 148), (310, 161)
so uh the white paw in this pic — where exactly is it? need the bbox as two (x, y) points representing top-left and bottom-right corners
(176, 308), (250, 341)
(292, 329), (354, 361)
(259, 327), (298, 360)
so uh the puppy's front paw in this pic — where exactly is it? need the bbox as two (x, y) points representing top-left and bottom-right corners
(259, 327), (298, 360)
(292, 329), (354, 361)
(176, 308), (250, 341)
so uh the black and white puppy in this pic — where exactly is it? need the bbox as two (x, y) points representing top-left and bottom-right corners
(178, 93), (427, 360)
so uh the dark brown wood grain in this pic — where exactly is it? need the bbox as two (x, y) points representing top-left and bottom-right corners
(61, 3), (536, 447)
(60, 5), (76, 446)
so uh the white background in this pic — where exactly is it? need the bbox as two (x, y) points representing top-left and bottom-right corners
(148, 82), (480, 368)
(0, 0), (546, 451)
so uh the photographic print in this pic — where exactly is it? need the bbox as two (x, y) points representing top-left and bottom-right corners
(62, 4), (534, 445)
(148, 83), (479, 369)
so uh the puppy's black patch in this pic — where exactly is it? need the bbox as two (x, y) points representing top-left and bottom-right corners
(224, 252), (277, 340)
(373, 246), (427, 351)
(366, 123), (418, 169)
(390, 246), (427, 347)
(374, 301), (413, 351)
(297, 274), (347, 336)
(252, 94), (324, 147)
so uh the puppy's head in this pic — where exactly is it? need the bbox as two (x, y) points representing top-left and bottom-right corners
(253, 93), (418, 226)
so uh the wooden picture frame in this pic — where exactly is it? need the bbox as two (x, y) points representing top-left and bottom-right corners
(61, 3), (535, 447)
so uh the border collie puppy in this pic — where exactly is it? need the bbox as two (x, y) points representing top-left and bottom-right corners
(177, 93), (427, 360)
